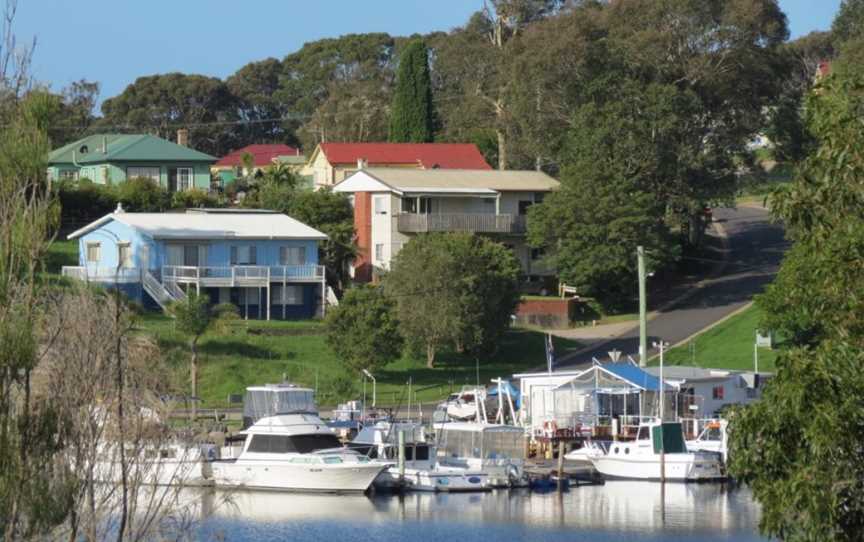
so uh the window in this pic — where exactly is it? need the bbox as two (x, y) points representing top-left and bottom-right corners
(86, 242), (101, 263)
(183, 245), (199, 266)
(712, 385), (725, 400)
(402, 197), (417, 214)
(280, 246), (306, 266)
(246, 434), (342, 454)
(177, 167), (193, 191)
(419, 197), (432, 214)
(230, 245), (257, 265)
(373, 195), (387, 215)
(534, 192), (546, 203)
(273, 285), (303, 305)
(59, 170), (79, 181)
(118, 243), (133, 268)
(374, 243), (384, 262)
(126, 166), (160, 183)
(530, 248), (545, 261)
(518, 200), (534, 215)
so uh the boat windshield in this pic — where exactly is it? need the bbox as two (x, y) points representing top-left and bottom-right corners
(247, 434), (343, 454)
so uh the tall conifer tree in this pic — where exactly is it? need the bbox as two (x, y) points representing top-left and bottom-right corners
(389, 40), (434, 142)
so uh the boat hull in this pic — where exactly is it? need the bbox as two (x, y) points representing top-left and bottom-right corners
(590, 453), (725, 482)
(209, 460), (386, 493)
(374, 466), (491, 492)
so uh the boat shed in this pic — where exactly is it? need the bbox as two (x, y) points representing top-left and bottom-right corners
(516, 363), (674, 439)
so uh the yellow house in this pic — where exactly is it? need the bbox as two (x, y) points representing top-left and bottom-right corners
(301, 142), (492, 189)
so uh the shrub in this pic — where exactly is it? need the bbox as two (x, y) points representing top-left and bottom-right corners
(115, 177), (170, 212)
(171, 188), (223, 209)
(57, 179), (117, 230)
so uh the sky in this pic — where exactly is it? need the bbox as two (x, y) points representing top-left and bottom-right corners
(16, 0), (843, 108)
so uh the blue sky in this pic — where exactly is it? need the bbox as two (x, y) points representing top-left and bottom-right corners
(18, 0), (842, 107)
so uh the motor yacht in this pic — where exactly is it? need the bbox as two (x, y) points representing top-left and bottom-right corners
(208, 413), (386, 493)
(436, 422), (527, 488)
(588, 421), (725, 482)
(349, 420), (491, 492)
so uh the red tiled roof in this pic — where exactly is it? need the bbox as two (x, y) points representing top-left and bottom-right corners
(319, 142), (492, 170)
(216, 144), (301, 167)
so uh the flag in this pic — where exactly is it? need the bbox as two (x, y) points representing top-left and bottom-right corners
(545, 333), (555, 373)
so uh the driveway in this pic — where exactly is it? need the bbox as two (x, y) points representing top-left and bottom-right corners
(553, 205), (787, 370)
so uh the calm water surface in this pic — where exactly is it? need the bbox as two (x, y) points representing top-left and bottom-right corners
(192, 482), (766, 541)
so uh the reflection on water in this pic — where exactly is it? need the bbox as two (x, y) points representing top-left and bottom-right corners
(193, 482), (765, 542)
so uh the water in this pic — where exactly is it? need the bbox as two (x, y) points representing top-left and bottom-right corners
(191, 482), (766, 541)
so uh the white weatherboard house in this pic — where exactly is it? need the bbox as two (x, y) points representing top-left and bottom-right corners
(63, 208), (328, 320)
(643, 366), (770, 419)
(333, 168), (559, 282)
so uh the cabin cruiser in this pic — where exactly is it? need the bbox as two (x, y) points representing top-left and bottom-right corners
(589, 421), (725, 482)
(208, 413), (386, 492)
(436, 422), (527, 488)
(686, 419), (728, 464)
(349, 421), (491, 492)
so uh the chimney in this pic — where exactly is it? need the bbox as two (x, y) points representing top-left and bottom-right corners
(177, 128), (189, 147)
(115, 202), (125, 214)
(357, 157), (367, 169)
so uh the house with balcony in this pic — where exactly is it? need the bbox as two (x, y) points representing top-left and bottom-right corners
(63, 207), (328, 320)
(332, 168), (559, 282)
(301, 142), (492, 189)
(47, 131), (216, 190)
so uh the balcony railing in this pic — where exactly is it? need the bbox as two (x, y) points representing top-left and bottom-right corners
(162, 264), (325, 286)
(396, 213), (527, 234)
(62, 266), (143, 283)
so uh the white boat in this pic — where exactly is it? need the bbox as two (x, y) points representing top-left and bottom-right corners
(589, 421), (725, 482)
(208, 413), (386, 493)
(436, 422), (526, 488)
(349, 421), (490, 492)
(438, 387), (486, 421)
(686, 419), (728, 463)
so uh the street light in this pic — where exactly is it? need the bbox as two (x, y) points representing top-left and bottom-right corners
(361, 369), (376, 408)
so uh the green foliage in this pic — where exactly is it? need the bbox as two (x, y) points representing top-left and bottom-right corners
(737, 42), (864, 541)
(325, 286), (402, 373)
(389, 39), (434, 143)
(383, 233), (521, 367)
(728, 343), (864, 540)
(115, 177), (170, 212)
(171, 292), (212, 340)
(171, 187), (223, 209)
(288, 189), (356, 294)
(832, 0), (864, 45)
(99, 73), (239, 156)
(57, 179), (117, 228)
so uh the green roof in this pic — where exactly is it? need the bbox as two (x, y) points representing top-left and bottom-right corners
(48, 134), (217, 165)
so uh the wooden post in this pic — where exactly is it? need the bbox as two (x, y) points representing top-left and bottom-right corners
(556, 440), (565, 492)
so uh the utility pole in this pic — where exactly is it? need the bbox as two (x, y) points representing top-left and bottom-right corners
(638, 246), (648, 367)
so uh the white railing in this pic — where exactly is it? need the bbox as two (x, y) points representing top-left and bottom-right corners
(396, 213), (527, 234)
(161, 265), (325, 285)
(61, 266), (142, 283)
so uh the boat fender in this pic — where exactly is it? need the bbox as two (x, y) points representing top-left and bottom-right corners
(507, 463), (520, 486)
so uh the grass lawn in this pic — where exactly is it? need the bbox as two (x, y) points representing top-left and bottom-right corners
(656, 305), (778, 372)
(136, 313), (582, 409)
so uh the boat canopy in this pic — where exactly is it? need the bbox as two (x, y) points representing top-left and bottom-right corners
(652, 422), (687, 454)
(243, 384), (317, 429)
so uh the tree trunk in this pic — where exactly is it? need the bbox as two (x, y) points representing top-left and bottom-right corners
(426, 342), (436, 369)
(190, 338), (198, 422)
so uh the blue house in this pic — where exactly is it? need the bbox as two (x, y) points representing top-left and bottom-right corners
(63, 207), (329, 320)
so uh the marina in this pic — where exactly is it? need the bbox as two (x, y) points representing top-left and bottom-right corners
(189, 484), (766, 541)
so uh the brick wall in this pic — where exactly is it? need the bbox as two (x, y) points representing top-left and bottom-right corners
(353, 192), (373, 282)
(515, 298), (574, 328)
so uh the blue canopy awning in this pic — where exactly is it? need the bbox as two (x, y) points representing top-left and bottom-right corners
(600, 362), (668, 392)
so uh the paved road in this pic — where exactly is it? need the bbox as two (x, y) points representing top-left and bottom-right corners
(555, 205), (787, 370)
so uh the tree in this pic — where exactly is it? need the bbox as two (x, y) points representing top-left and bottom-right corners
(389, 39), (434, 142)
(383, 233), (521, 368)
(289, 189), (356, 297)
(729, 43), (864, 540)
(832, 0), (864, 45)
(100, 73), (240, 156)
(170, 292), (212, 421)
(227, 58), (293, 146)
(324, 286), (402, 373)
